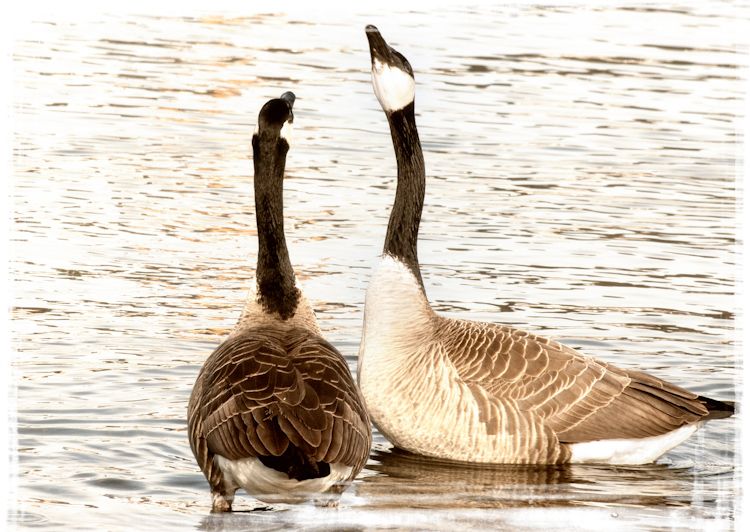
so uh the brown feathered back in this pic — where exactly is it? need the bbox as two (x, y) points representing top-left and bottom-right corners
(188, 326), (371, 496)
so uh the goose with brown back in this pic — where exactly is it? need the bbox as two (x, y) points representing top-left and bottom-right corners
(188, 92), (371, 512)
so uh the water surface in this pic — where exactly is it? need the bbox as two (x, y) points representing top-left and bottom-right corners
(10, 4), (743, 531)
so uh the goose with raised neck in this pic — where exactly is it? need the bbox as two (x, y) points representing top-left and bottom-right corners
(188, 92), (371, 512)
(358, 25), (734, 465)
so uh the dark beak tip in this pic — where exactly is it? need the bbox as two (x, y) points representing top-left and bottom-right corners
(280, 91), (296, 108)
(365, 25), (386, 59)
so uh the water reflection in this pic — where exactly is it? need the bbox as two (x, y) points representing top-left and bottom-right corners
(358, 448), (713, 510)
(198, 512), (368, 532)
(361, 449), (575, 509)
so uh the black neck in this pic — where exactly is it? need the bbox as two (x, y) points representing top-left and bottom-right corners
(383, 101), (425, 288)
(252, 135), (300, 319)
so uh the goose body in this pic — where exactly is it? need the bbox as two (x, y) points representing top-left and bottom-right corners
(358, 26), (733, 466)
(188, 93), (371, 512)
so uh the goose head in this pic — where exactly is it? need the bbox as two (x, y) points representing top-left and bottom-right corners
(366, 25), (415, 113)
(253, 91), (295, 152)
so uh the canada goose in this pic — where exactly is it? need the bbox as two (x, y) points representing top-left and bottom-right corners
(188, 92), (372, 512)
(358, 25), (733, 465)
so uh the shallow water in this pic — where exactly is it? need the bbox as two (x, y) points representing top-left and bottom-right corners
(9, 4), (743, 531)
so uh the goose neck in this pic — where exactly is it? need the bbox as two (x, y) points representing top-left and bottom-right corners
(252, 136), (300, 319)
(383, 101), (426, 289)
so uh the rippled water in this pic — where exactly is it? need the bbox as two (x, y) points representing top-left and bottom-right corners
(9, 4), (744, 531)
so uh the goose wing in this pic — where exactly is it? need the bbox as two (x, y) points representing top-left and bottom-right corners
(188, 327), (371, 479)
(438, 318), (708, 444)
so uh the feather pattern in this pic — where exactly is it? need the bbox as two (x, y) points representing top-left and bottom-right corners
(189, 327), (371, 493)
(438, 317), (711, 445)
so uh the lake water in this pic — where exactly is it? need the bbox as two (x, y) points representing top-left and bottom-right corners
(9, 3), (745, 531)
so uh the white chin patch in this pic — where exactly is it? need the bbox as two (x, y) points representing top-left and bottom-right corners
(280, 120), (293, 144)
(372, 59), (415, 113)
(252, 121), (292, 144)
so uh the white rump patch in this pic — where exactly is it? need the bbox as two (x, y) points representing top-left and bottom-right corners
(569, 421), (707, 465)
(216, 455), (353, 504)
(372, 58), (415, 113)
